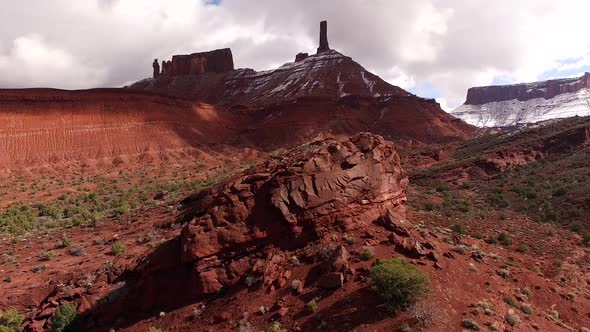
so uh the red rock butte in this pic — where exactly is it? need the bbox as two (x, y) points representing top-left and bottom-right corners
(154, 48), (234, 78)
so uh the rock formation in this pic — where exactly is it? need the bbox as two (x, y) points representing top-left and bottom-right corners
(157, 48), (234, 77)
(317, 20), (330, 53)
(452, 72), (590, 127)
(295, 52), (309, 62)
(123, 133), (409, 310)
(152, 59), (160, 78)
(161, 60), (171, 76)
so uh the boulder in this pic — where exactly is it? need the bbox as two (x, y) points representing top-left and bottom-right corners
(322, 245), (350, 274)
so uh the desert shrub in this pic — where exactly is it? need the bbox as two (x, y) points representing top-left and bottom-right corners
(111, 241), (125, 256)
(147, 328), (163, 332)
(451, 223), (466, 235)
(51, 303), (77, 332)
(460, 182), (474, 190)
(411, 301), (436, 328)
(552, 188), (567, 196)
(435, 184), (449, 192)
(360, 246), (374, 261)
(68, 246), (84, 257)
(0, 309), (25, 332)
(516, 244), (529, 253)
(38, 251), (56, 262)
(520, 304), (532, 315)
(505, 311), (520, 326)
(264, 322), (287, 332)
(490, 190), (509, 208)
(570, 223), (583, 233)
(370, 258), (429, 309)
(497, 233), (512, 246)
(289, 255), (300, 265)
(544, 209), (558, 222)
(461, 319), (481, 330)
(306, 299), (318, 313)
(423, 201), (435, 211)
(57, 237), (73, 249)
(583, 233), (590, 246)
(503, 296), (518, 308)
(0, 204), (36, 236)
(510, 186), (537, 199)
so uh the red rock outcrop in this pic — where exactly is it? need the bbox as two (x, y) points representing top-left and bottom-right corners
(158, 48), (234, 77)
(465, 72), (590, 105)
(94, 133), (408, 316)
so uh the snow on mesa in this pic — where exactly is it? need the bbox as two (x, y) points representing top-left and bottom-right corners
(452, 88), (590, 127)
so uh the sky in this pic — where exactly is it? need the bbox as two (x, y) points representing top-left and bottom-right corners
(1, 0), (590, 110)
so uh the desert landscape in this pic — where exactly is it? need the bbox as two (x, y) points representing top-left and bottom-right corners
(1, 3), (590, 332)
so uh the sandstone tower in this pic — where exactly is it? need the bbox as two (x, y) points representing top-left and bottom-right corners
(317, 20), (330, 53)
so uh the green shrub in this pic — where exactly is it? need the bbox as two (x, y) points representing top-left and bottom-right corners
(497, 233), (512, 246)
(545, 210), (558, 222)
(59, 237), (73, 248)
(485, 237), (497, 244)
(570, 223), (583, 234)
(370, 258), (429, 309)
(490, 190), (509, 208)
(306, 299), (318, 313)
(503, 296), (518, 308)
(0, 309), (25, 332)
(423, 202), (435, 211)
(51, 303), (77, 332)
(460, 182), (474, 190)
(451, 223), (466, 235)
(0, 204), (36, 236)
(520, 304), (532, 315)
(111, 241), (125, 256)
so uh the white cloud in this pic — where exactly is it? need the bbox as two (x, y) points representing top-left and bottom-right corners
(1, 0), (590, 110)
(0, 34), (107, 89)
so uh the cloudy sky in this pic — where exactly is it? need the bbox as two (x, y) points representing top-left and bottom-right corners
(2, 0), (590, 110)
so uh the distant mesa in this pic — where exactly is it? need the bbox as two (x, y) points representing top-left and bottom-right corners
(452, 72), (590, 127)
(465, 72), (590, 105)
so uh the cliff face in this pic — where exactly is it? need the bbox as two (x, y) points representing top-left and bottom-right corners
(465, 73), (590, 105)
(452, 73), (590, 127)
